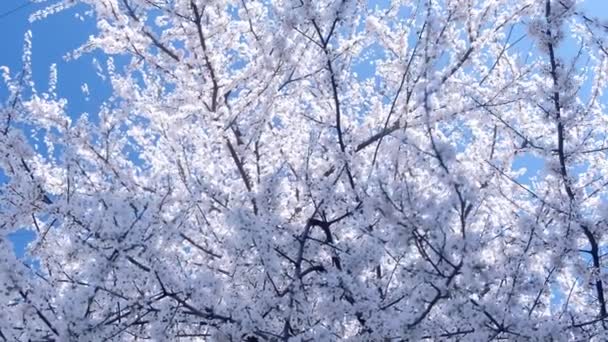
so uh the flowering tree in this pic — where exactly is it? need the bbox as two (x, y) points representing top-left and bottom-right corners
(1, 0), (608, 340)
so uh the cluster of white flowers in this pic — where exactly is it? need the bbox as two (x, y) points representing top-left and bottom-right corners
(1, 0), (608, 340)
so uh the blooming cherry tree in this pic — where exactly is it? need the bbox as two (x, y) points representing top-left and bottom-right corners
(1, 0), (608, 340)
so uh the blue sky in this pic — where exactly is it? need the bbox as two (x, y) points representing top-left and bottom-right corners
(0, 1), (109, 113)
(0, 1), (108, 257)
(1, 0), (607, 258)
(2, 0), (603, 117)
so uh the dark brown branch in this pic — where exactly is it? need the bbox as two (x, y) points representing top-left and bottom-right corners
(19, 291), (59, 337)
(225, 139), (251, 190)
(191, 1), (220, 112)
(180, 233), (222, 259)
(311, 19), (356, 191)
(545, 0), (607, 318)
(121, 0), (181, 62)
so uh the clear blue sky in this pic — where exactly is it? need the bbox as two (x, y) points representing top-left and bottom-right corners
(0, 1), (111, 114)
(0, 1), (110, 257)
(1, 0), (607, 258)
(2, 0), (605, 114)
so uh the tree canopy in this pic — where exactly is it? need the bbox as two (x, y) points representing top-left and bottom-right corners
(1, 0), (608, 340)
